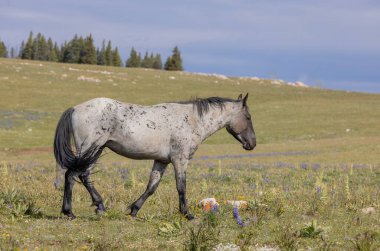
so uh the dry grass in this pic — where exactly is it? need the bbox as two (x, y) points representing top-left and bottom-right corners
(0, 58), (379, 249)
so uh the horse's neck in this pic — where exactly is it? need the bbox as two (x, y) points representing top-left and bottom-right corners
(197, 103), (236, 141)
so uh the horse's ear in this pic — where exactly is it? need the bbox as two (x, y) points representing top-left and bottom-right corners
(237, 94), (243, 100)
(243, 93), (249, 107)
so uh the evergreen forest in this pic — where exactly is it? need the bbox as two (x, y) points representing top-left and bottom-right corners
(0, 32), (183, 71)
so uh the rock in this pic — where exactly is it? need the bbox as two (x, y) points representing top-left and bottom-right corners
(293, 81), (308, 87)
(199, 198), (219, 212)
(77, 76), (101, 83)
(227, 200), (248, 209)
(214, 243), (241, 251)
(361, 207), (376, 214)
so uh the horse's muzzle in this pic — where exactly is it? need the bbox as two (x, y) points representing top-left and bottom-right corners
(242, 138), (256, 150)
(243, 141), (256, 150)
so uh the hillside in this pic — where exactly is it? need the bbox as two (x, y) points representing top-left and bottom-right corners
(1, 58), (379, 164)
(1, 58), (380, 250)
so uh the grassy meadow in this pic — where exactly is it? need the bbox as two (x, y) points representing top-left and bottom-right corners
(0, 58), (379, 250)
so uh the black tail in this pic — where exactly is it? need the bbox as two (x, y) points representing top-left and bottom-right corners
(54, 108), (102, 172)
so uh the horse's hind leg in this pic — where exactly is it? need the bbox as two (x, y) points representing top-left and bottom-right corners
(129, 160), (167, 217)
(54, 163), (66, 189)
(78, 169), (105, 214)
(62, 170), (77, 220)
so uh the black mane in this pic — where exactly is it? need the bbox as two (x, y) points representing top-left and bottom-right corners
(178, 97), (238, 117)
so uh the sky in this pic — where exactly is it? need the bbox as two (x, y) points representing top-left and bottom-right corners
(1, 0), (380, 93)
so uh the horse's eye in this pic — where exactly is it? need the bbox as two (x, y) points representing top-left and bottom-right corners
(246, 115), (251, 120)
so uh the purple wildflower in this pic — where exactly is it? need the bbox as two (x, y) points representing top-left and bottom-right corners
(118, 168), (129, 180)
(233, 207), (239, 218)
(312, 163), (321, 170)
(233, 207), (244, 226)
(316, 186), (322, 196)
(211, 204), (219, 213)
(262, 175), (270, 184)
(53, 179), (60, 189)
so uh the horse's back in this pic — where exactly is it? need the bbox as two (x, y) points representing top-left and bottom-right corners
(68, 97), (198, 161)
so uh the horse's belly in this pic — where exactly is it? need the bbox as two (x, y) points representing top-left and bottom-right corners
(105, 139), (170, 161)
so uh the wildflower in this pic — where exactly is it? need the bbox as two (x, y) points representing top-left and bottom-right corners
(118, 167), (129, 179)
(233, 207), (244, 226)
(211, 203), (219, 213)
(316, 186), (322, 196)
(300, 163), (308, 170)
(262, 175), (270, 184)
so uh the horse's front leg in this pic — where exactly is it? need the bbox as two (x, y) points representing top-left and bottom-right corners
(172, 157), (194, 220)
(129, 160), (167, 217)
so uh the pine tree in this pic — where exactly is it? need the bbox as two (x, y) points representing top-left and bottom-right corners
(81, 34), (97, 64)
(22, 31), (34, 60)
(53, 42), (60, 61)
(19, 41), (25, 58)
(164, 56), (171, 70)
(62, 35), (85, 63)
(112, 47), (122, 66)
(152, 53), (163, 69)
(164, 46), (183, 71)
(75, 36), (85, 63)
(105, 40), (113, 66)
(47, 38), (58, 61)
(97, 40), (106, 65)
(126, 47), (141, 67)
(149, 53), (155, 67)
(0, 40), (8, 58)
(33, 33), (48, 61)
(70, 35), (83, 63)
(10, 47), (15, 58)
(60, 41), (70, 63)
(141, 51), (154, 68)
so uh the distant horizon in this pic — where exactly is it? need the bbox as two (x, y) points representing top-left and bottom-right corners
(1, 0), (379, 93)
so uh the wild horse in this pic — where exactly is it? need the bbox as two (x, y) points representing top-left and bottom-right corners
(54, 94), (256, 220)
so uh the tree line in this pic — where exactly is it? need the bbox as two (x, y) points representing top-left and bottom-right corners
(0, 32), (183, 71)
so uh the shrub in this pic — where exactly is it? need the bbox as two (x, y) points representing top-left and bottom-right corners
(300, 220), (323, 238)
(0, 188), (41, 219)
(351, 231), (379, 251)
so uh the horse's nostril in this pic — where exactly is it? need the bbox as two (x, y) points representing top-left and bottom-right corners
(252, 139), (256, 149)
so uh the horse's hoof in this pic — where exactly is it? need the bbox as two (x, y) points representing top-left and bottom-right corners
(186, 214), (195, 220)
(128, 204), (140, 217)
(95, 209), (105, 215)
(62, 210), (76, 220)
(95, 203), (105, 214)
(68, 214), (76, 220)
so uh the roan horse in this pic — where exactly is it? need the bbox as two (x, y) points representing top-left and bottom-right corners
(54, 94), (256, 220)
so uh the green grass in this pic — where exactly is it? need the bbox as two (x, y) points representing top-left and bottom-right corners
(0, 58), (379, 250)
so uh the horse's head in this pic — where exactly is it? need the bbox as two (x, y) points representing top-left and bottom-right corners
(226, 93), (256, 150)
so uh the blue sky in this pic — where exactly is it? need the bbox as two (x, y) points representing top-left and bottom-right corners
(1, 0), (379, 93)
